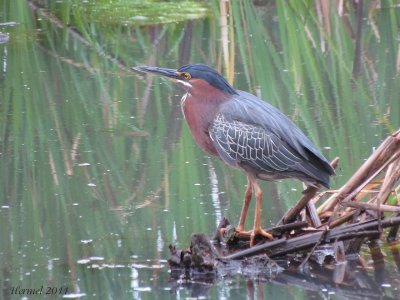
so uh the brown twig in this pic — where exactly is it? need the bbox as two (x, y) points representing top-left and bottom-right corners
(341, 201), (400, 213)
(376, 158), (400, 205)
(223, 238), (287, 260)
(306, 201), (322, 227)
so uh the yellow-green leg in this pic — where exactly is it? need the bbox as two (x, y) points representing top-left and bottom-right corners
(250, 177), (273, 246)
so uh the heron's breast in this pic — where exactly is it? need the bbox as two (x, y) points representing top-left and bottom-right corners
(181, 94), (219, 156)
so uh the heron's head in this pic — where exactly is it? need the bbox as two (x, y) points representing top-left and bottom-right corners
(133, 64), (238, 96)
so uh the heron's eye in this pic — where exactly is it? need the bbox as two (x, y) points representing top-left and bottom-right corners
(182, 72), (191, 80)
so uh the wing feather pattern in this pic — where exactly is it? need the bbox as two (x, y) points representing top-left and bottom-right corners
(209, 114), (302, 175)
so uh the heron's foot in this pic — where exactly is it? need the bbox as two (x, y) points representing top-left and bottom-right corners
(250, 227), (273, 247)
(234, 225), (253, 238)
(235, 225), (249, 234)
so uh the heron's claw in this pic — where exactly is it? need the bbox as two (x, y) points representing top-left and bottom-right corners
(249, 227), (273, 247)
(235, 225), (250, 234)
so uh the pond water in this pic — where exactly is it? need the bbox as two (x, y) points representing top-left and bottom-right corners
(0, 0), (399, 299)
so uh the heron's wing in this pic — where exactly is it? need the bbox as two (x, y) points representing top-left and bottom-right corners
(220, 91), (335, 176)
(209, 114), (303, 174)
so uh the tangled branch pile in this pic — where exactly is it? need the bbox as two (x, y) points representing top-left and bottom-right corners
(169, 129), (400, 273)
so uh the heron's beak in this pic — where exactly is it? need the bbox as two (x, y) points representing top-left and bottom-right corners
(133, 66), (180, 80)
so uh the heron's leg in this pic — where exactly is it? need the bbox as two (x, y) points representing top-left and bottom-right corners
(236, 175), (253, 232)
(250, 179), (273, 246)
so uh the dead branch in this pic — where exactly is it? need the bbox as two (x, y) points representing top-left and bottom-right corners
(318, 129), (400, 212)
(341, 201), (400, 212)
(279, 157), (339, 225)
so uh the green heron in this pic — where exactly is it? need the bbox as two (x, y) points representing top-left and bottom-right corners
(134, 64), (334, 246)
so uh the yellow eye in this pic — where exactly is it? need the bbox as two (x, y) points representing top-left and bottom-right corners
(182, 72), (191, 80)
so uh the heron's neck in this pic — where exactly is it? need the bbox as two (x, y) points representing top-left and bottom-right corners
(180, 92), (227, 156)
